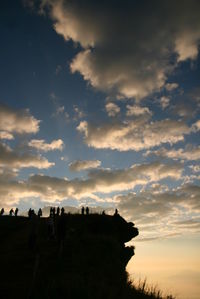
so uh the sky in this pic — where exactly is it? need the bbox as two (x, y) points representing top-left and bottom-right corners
(0, 0), (200, 298)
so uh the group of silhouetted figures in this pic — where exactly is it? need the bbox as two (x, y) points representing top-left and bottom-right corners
(0, 205), (120, 254)
(0, 207), (66, 218)
(81, 206), (89, 215)
(0, 206), (118, 218)
(0, 207), (19, 216)
(28, 207), (64, 219)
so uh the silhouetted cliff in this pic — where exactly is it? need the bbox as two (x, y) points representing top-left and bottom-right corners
(0, 214), (174, 299)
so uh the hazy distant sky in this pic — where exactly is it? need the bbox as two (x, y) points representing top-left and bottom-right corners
(0, 1), (200, 297)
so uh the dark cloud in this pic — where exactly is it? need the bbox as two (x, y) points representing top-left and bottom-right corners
(0, 161), (183, 206)
(0, 142), (54, 169)
(35, 0), (200, 99)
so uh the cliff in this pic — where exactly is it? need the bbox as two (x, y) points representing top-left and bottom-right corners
(0, 214), (172, 299)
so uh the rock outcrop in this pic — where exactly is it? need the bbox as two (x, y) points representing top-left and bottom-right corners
(0, 213), (139, 299)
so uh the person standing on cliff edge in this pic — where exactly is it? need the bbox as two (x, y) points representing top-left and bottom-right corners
(81, 206), (85, 215)
(86, 206), (89, 215)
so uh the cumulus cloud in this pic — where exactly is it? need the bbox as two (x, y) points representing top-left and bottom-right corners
(191, 120), (200, 132)
(175, 31), (200, 61)
(0, 131), (14, 140)
(160, 96), (170, 110)
(28, 139), (64, 152)
(0, 142), (54, 169)
(0, 103), (40, 135)
(165, 83), (179, 91)
(126, 105), (152, 116)
(105, 102), (120, 117)
(69, 159), (101, 171)
(0, 170), (39, 208)
(35, 0), (200, 99)
(0, 161), (183, 207)
(77, 118), (191, 151)
(146, 145), (200, 161)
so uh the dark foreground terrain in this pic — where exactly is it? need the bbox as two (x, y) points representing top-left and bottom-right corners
(0, 214), (174, 299)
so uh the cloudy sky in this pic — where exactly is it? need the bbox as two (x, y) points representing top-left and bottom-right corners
(1, 1), (200, 297)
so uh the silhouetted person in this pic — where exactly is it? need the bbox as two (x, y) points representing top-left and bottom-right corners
(52, 207), (56, 219)
(14, 208), (18, 216)
(38, 208), (42, 218)
(28, 209), (36, 219)
(86, 206), (89, 215)
(114, 208), (118, 216)
(50, 207), (53, 217)
(81, 206), (85, 215)
(28, 208), (32, 218)
(57, 206), (60, 216)
(61, 207), (65, 216)
(102, 210), (106, 215)
(9, 208), (14, 216)
(0, 208), (4, 216)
